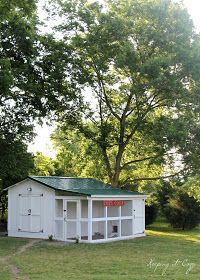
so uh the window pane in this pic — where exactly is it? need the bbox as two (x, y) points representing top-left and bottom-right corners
(81, 221), (88, 240)
(92, 221), (105, 240)
(107, 220), (120, 238)
(55, 200), (63, 218)
(121, 219), (132, 236)
(121, 201), (132, 216)
(107, 206), (119, 217)
(92, 201), (105, 218)
(81, 200), (88, 218)
(67, 202), (77, 219)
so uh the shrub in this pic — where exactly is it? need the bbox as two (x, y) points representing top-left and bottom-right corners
(164, 191), (200, 230)
(145, 204), (158, 226)
(0, 218), (7, 232)
(156, 181), (174, 213)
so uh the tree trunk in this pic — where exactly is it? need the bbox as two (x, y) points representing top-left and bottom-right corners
(111, 144), (125, 187)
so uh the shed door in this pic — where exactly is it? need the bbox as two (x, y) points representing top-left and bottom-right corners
(133, 199), (145, 234)
(31, 195), (42, 232)
(19, 194), (43, 233)
(19, 195), (30, 232)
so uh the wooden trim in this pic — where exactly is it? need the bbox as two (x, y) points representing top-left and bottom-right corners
(88, 199), (92, 242)
(91, 196), (148, 199)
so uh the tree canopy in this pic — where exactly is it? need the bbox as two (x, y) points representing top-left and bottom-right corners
(44, 0), (200, 186)
(31, 152), (55, 176)
(0, 0), (40, 191)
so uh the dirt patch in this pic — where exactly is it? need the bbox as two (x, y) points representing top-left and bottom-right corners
(0, 256), (9, 262)
(14, 239), (40, 255)
(0, 239), (41, 280)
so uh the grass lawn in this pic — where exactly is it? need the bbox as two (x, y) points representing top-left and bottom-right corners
(0, 222), (199, 280)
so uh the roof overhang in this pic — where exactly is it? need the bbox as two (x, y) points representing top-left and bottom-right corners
(4, 176), (149, 198)
(90, 195), (149, 199)
(3, 178), (30, 191)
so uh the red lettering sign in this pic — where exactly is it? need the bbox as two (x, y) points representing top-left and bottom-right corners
(103, 200), (125, 207)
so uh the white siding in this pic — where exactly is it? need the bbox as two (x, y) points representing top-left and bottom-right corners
(8, 178), (146, 243)
(8, 179), (55, 239)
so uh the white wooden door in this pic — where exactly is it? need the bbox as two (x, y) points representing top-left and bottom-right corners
(64, 200), (79, 241)
(19, 195), (30, 232)
(19, 194), (43, 233)
(133, 199), (145, 234)
(30, 195), (43, 232)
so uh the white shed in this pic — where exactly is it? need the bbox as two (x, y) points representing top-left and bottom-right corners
(7, 176), (147, 243)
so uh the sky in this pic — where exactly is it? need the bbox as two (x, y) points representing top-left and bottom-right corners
(28, 0), (200, 158)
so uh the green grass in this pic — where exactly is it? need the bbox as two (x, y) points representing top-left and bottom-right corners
(0, 223), (200, 280)
(0, 237), (28, 257)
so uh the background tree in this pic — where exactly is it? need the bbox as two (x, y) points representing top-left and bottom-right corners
(163, 190), (200, 230)
(0, 139), (33, 219)
(52, 125), (163, 187)
(45, 0), (200, 186)
(0, 0), (39, 192)
(181, 175), (200, 201)
(0, 0), (76, 187)
(31, 152), (55, 176)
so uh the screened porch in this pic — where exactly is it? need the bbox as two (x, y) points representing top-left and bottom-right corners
(54, 197), (145, 242)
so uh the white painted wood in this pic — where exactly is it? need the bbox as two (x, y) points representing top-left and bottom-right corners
(91, 195), (148, 199)
(105, 206), (108, 240)
(19, 195), (30, 232)
(133, 198), (145, 234)
(119, 206), (121, 238)
(88, 199), (92, 242)
(8, 178), (54, 239)
(8, 178), (147, 243)
(77, 200), (81, 240)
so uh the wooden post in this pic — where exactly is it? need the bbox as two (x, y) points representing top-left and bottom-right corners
(77, 200), (81, 241)
(132, 199), (134, 235)
(119, 206), (121, 238)
(88, 198), (92, 242)
(104, 206), (107, 240)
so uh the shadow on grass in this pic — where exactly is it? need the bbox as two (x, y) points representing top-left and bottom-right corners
(146, 220), (200, 244)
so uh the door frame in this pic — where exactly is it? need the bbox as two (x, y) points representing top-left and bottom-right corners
(18, 194), (43, 233)
(63, 199), (80, 241)
(133, 198), (145, 235)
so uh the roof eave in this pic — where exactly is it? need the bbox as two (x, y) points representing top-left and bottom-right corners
(90, 194), (149, 198)
(4, 178), (30, 191)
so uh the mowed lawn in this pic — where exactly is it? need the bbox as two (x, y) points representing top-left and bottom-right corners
(0, 222), (199, 280)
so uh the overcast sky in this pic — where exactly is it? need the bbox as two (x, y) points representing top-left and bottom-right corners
(28, 0), (200, 158)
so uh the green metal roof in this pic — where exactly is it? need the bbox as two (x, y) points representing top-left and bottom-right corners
(28, 176), (144, 196)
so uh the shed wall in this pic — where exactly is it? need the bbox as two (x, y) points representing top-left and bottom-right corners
(8, 179), (55, 239)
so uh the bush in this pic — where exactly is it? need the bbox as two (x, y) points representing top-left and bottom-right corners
(156, 181), (174, 213)
(164, 191), (200, 230)
(0, 218), (7, 232)
(145, 204), (158, 226)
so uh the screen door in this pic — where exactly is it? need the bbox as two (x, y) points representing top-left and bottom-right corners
(64, 200), (79, 241)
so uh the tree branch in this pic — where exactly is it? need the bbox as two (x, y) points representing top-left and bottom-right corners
(127, 170), (185, 182)
(92, 61), (121, 120)
(121, 154), (161, 170)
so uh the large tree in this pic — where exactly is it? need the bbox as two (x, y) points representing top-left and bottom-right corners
(46, 0), (200, 186)
(0, 0), (40, 193)
(0, 0), (76, 187)
(52, 126), (163, 190)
